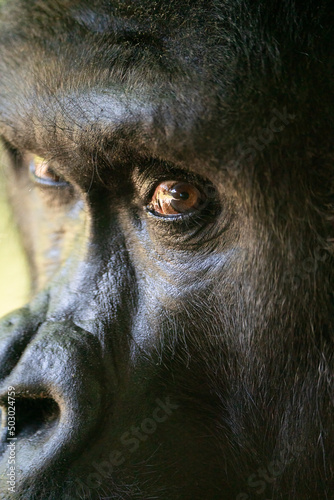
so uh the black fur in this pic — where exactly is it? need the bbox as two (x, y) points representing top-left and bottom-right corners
(0, 1), (333, 499)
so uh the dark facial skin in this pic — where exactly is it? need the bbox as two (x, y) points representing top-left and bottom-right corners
(0, 1), (333, 499)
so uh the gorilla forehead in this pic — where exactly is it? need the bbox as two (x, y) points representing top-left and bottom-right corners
(0, 0), (331, 164)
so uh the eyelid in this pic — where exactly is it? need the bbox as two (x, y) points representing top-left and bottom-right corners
(132, 161), (195, 201)
(29, 156), (70, 188)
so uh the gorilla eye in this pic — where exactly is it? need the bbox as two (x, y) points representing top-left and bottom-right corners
(148, 181), (206, 217)
(30, 156), (69, 187)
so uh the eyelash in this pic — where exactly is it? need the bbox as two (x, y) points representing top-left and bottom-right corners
(28, 156), (218, 224)
(29, 160), (70, 188)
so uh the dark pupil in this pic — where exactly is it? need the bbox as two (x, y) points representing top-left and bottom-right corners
(179, 191), (189, 200)
(172, 190), (190, 201)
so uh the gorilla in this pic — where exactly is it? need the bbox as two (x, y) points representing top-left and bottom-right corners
(0, 0), (333, 499)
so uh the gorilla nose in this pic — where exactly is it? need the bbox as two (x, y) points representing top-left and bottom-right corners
(0, 314), (104, 490)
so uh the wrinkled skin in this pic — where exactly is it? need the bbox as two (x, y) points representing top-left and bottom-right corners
(0, 1), (333, 499)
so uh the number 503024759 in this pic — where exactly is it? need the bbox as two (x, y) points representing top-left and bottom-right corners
(7, 387), (16, 437)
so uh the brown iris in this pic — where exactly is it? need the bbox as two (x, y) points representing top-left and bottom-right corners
(148, 181), (205, 216)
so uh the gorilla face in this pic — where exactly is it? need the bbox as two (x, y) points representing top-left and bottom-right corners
(0, 0), (333, 499)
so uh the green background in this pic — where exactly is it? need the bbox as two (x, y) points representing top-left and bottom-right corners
(0, 1), (30, 316)
(0, 160), (30, 317)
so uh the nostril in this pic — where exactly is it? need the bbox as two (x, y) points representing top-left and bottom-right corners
(0, 323), (103, 487)
(15, 397), (60, 439)
(1, 396), (60, 440)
